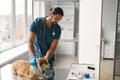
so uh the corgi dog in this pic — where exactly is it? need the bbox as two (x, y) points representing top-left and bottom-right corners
(11, 58), (49, 80)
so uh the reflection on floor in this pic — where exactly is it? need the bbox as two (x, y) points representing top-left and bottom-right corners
(54, 54), (78, 68)
(54, 68), (69, 80)
(54, 54), (78, 80)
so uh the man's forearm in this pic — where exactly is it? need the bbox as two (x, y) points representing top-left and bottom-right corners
(44, 40), (58, 60)
(28, 41), (35, 56)
(45, 48), (56, 60)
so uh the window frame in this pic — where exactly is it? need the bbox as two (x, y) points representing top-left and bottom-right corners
(0, 0), (32, 53)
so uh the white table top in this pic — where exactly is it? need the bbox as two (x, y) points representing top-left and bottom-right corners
(1, 64), (13, 80)
(66, 64), (97, 80)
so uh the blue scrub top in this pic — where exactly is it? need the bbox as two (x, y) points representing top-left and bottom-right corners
(29, 17), (61, 64)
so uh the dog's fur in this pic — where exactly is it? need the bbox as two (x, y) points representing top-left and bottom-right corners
(11, 58), (49, 80)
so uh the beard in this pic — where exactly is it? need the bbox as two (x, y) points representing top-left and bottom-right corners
(52, 22), (57, 25)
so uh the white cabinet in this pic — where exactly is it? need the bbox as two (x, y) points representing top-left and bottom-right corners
(59, 23), (74, 40)
(55, 6), (75, 55)
(79, 0), (102, 79)
(59, 6), (74, 40)
(55, 41), (74, 55)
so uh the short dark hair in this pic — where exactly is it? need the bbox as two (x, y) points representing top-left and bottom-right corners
(50, 7), (64, 16)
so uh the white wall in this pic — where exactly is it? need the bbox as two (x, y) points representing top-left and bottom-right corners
(79, 0), (102, 79)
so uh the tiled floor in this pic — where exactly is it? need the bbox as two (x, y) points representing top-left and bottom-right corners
(100, 60), (113, 80)
(54, 54), (78, 68)
(54, 54), (120, 80)
(54, 54), (78, 80)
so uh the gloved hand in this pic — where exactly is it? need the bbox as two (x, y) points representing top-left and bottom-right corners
(30, 56), (37, 67)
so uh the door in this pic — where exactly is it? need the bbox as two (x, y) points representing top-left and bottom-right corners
(79, 0), (102, 80)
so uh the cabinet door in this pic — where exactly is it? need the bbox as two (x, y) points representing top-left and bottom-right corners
(58, 6), (74, 40)
(59, 23), (74, 40)
(55, 42), (74, 55)
(79, 0), (102, 79)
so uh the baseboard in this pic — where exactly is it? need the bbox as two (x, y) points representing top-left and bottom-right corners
(103, 58), (114, 60)
(55, 54), (74, 57)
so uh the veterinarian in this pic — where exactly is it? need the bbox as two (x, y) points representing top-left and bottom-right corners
(28, 7), (64, 80)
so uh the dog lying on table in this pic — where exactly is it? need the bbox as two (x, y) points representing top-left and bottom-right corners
(11, 57), (49, 80)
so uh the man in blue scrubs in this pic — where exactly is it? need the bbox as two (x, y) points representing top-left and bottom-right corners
(28, 7), (64, 80)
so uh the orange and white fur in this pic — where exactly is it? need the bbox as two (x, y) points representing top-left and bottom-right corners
(11, 58), (49, 80)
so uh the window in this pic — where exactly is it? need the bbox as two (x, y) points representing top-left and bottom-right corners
(27, 0), (32, 30)
(0, 0), (32, 53)
(0, 0), (12, 52)
(15, 0), (25, 45)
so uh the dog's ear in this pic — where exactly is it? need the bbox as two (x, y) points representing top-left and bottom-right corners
(38, 58), (48, 67)
(38, 58), (44, 66)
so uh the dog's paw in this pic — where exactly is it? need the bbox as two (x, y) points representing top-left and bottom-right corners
(12, 74), (17, 80)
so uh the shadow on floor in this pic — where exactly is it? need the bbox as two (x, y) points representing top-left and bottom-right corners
(54, 68), (70, 80)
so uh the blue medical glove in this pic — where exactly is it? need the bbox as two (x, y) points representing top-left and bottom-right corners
(30, 56), (37, 67)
